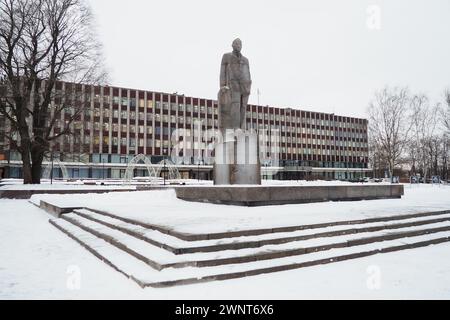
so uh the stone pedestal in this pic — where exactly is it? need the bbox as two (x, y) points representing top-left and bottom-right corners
(175, 184), (405, 206)
(213, 129), (261, 185)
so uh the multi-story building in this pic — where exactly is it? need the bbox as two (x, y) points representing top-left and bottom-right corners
(0, 82), (370, 181)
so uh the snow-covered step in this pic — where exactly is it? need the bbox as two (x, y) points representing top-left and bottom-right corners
(152, 231), (450, 288)
(49, 218), (180, 286)
(60, 211), (450, 269)
(83, 208), (450, 241)
(73, 208), (450, 254)
(49, 217), (450, 287)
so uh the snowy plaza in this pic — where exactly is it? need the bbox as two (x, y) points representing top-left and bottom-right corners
(1, 181), (450, 299)
(1, 0), (450, 305)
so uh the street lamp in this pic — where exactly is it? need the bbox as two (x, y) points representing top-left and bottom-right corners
(163, 148), (168, 186)
(50, 152), (54, 185)
(360, 156), (364, 183)
(102, 158), (105, 181)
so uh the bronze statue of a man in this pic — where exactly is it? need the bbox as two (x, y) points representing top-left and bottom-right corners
(219, 38), (252, 131)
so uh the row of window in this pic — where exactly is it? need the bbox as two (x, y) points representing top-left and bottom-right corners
(67, 133), (367, 158)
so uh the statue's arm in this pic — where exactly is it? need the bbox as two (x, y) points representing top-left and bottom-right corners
(220, 54), (227, 88)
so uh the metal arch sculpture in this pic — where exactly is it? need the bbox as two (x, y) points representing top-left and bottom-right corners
(123, 154), (157, 182)
(155, 159), (181, 180)
(42, 159), (69, 180)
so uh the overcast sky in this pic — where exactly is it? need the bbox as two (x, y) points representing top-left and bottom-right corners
(88, 0), (450, 118)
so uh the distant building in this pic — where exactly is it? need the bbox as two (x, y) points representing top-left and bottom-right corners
(0, 82), (369, 180)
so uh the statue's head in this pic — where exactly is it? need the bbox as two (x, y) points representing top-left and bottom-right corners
(232, 38), (242, 53)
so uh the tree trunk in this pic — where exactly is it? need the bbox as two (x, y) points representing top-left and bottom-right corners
(21, 147), (33, 184)
(31, 145), (45, 184)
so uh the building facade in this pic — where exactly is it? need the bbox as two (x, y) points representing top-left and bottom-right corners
(0, 82), (370, 181)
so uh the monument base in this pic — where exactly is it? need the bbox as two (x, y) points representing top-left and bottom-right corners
(213, 129), (261, 185)
(175, 184), (404, 207)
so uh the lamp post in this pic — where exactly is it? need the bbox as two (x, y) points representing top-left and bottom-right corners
(102, 158), (105, 181)
(50, 152), (54, 185)
(163, 148), (167, 186)
(360, 156), (364, 183)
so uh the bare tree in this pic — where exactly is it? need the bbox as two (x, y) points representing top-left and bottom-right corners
(367, 87), (412, 180)
(0, 0), (106, 184)
(442, 89), (450, 133)
(408, 94), (439, 181)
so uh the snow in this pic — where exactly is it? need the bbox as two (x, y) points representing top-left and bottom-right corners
(1, 183), (450, 299)
(29, 184), (450, 234)
(1, 199), (450, 298)
(73, 208), (450, 249)
(0, 179), (137, 191)
(0, 177), (388, 191)
(56, 211), (450, 266)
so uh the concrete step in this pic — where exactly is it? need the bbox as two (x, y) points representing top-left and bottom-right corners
(60, 211), (450, 269)
(84, 207), (450, 241)
(49, 217), (450, 288)
(73, 208), (450, 254)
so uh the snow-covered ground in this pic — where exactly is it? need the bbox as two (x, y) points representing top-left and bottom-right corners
(1, 183), (450, 299)
(0, 178), (388, 191)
